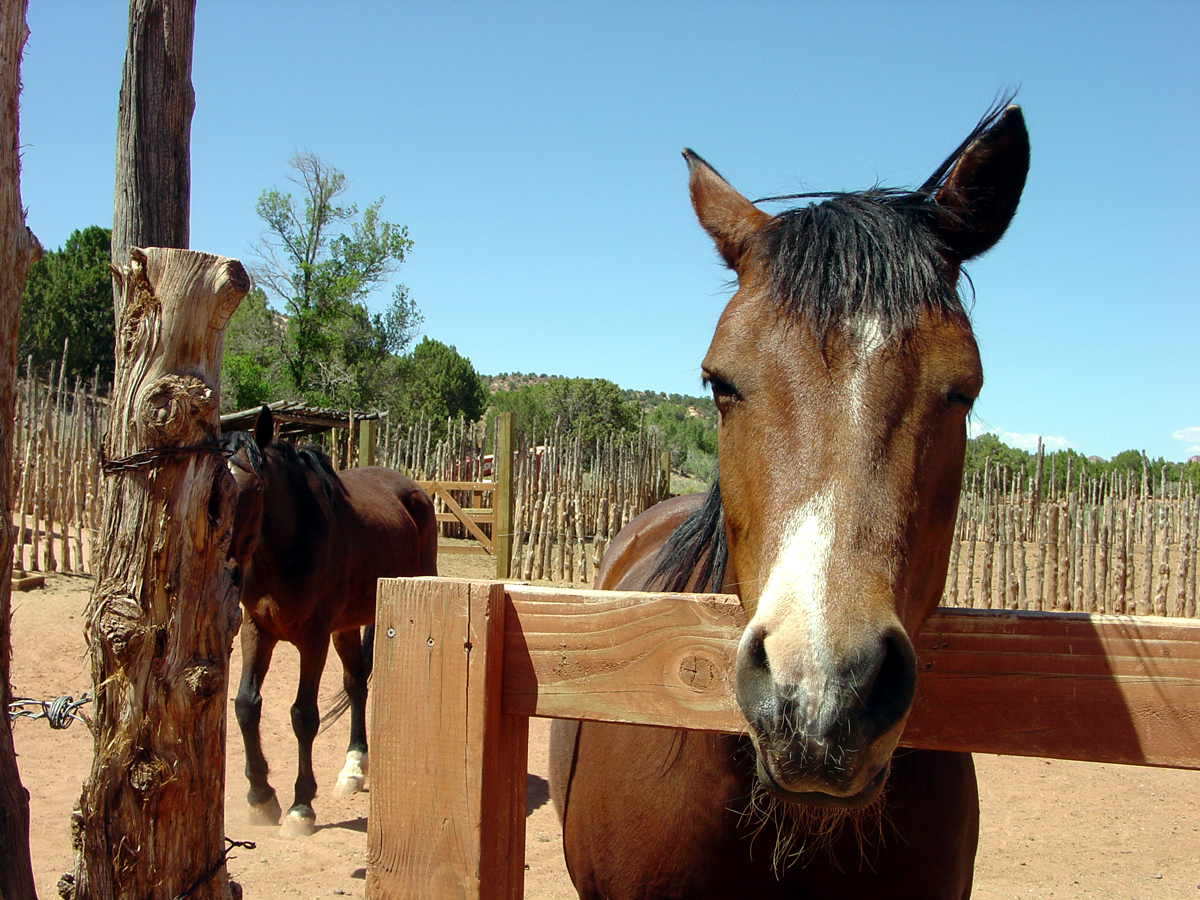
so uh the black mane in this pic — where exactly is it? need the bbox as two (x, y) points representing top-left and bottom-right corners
(646, 478), (728, 593)
(268, 440), (345, 506)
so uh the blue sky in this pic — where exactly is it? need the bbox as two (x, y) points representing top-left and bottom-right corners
(17, 1), (1199, 461)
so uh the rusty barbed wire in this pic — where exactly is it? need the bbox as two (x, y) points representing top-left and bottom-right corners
(100, 440), (234, 474)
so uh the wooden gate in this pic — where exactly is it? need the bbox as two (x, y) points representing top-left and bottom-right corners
(417, 479), (497, 556)
(365, 577), (1200, 899)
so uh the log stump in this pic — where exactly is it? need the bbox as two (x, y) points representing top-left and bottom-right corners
(67, 248), (248, 900)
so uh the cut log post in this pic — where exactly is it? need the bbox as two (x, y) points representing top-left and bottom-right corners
(68, 248), (248, 900)
(0, 3), (42, 895)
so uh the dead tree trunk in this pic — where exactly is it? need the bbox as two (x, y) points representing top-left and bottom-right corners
(66, 248), (247, 900)
(0, 2), (42, 897)
(111, 0), (196, 317)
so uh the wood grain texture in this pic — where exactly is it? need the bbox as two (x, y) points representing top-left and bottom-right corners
(0, 2), (41, 896)
(71, 248), (247, 900)
(502, 584), (744, 731)
(368, 578), (527, 900)
(495, 584), (1199, 769)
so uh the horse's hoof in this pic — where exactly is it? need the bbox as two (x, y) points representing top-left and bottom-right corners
(247, 793), (282, 827)
(334, 773), (365, 796)
(279, 810), (317, 838)
(334, 750), (368, 796)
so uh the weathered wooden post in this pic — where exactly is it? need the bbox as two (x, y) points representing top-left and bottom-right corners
(67, 248), (248, 900)
(367, 578), (527, 899)
(494, 411), (514, 579)
(0, 2), (42, 896)
(358, 415), (377, 467)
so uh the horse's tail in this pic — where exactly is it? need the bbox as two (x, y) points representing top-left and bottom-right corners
(319, 625), (374, 733)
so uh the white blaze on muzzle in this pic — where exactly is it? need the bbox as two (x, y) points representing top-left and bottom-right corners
(746, 486), (837, 686)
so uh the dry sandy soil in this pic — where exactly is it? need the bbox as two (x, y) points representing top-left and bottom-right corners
(9, 563), (1199, 899)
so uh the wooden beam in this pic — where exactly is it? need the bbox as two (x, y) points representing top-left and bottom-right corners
(418, 479), (497, 493)
(905, 609), (1200, 768)
(368, 578), (527, 900)
(498, 584), (1200, 769)
(494, 412), (514, 579)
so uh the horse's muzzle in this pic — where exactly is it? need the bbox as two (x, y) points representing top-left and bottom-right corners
(735, 625), (917, 806)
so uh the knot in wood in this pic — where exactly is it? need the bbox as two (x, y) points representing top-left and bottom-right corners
(129, 754), (168, 794)
(678, 652), (718, 693)
(100, 597), (143, 658)
(185, 660), (223, 699)
(140, 375), (216, 446)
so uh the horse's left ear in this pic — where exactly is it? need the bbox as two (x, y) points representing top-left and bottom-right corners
(932, 105), (1030, 261)
(254, 405), (274, 450)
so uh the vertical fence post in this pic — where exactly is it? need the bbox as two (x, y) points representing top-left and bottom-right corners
(494, 412), (514, 579)
(368, 578), (527, 900)
(358, 416), (377, 467)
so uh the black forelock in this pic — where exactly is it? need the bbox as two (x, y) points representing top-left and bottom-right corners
(749, 96), (1018, 341)
(223, 430), (264, 474)
(755, 191), (963, 342)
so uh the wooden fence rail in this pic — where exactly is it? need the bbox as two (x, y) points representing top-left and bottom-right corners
(366, 577), (1200, 899)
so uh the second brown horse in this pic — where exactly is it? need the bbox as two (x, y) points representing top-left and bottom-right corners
(226, 406), (438, 836)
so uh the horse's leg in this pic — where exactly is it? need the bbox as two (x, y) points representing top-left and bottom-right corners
(234, 617), (282, 826)
(331, 626), (370, 796)
(280, 635), (330, 837)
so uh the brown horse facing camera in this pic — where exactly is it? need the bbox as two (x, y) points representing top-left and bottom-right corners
(550, 104), (1029, 899)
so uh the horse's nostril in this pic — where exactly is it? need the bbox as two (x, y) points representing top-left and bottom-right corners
(734, 626), (775, 726)
(861, 629), (917, 732)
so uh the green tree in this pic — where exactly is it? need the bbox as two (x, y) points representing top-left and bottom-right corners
(220, 286), (287, 411)
(646, 401), (718, 481)
(393, 337), (488, 426)
(252, 151), (421, 407)
(19, 226), (115, 382)
(487, 377), (640, 454)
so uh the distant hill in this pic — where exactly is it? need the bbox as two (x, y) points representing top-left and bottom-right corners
(485, 372), (560, 392)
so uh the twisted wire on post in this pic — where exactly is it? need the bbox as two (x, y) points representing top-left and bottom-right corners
(7, 693), (92, 728)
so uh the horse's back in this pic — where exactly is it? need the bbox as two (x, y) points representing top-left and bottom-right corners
(338, 466), (438, 578)
(552, 495), (980, 900)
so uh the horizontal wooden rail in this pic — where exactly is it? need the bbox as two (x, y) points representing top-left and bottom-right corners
(502, 583), (1200, 768)
(367, 578), (1200, 899)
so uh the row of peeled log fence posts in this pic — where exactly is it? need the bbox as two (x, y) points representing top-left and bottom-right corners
(10, 368), (106, 576)
(9, 380), (1198, 618)
(376, 414), (670, 582)
(945, 458), (1199, 616)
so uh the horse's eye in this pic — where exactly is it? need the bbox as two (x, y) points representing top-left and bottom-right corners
(947, 390), (977, 411)
(703, 371), (742, 409)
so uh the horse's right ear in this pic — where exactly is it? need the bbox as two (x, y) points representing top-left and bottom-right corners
(932, 105), (1030, 261)
(685, 149), (772, 273)
(254, 405), (274, 450)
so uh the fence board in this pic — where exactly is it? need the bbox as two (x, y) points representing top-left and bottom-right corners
(495, 583), (1200, 768)
(368, 578), (526, 900)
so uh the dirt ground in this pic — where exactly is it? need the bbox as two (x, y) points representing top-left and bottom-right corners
(8, 563), (1200, 899)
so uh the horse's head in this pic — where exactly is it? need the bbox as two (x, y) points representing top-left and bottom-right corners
(690, 106), (1028, 807)
(225, 406), (274, 584)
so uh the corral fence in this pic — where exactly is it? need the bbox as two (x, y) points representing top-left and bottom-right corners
(9, 367), (106, 577)
(365, 576), (1200, 898)
(946, 457), (1199, 617)
(376, 414), (670, 581)
(8, 375), (1197, 619)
